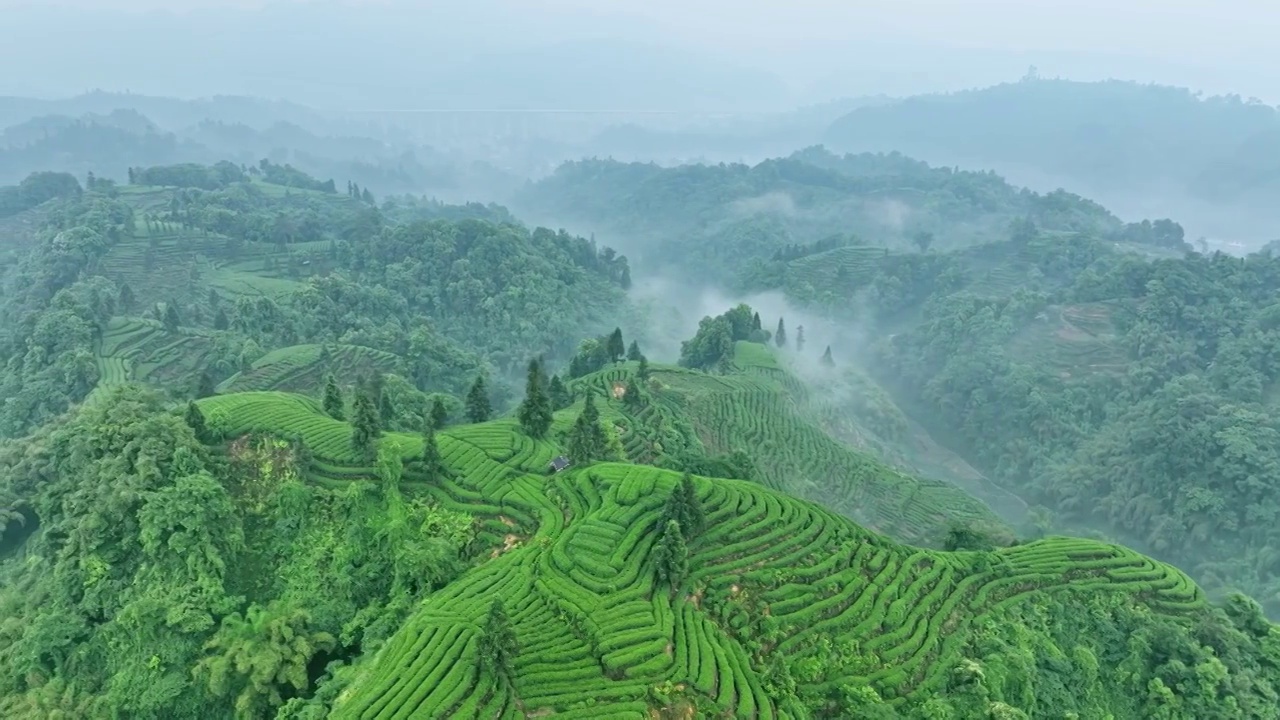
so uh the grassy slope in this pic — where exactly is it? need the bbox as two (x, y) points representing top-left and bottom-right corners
(88, 183), (370, 395)
(216, 343), (403, 394)
(194, 356), (1224, 718)
(570, 344), (1007, 545)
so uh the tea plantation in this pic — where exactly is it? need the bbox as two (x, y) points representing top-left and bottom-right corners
(187, 352), (1277, 719)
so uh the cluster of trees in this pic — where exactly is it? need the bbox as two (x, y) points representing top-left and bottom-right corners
(870, 229), (1280, 610)
(0, 384), (477, 717)
(678, 305), (834, 371)
(515, 146), (1128, 290)
(0, 170), (82, 218)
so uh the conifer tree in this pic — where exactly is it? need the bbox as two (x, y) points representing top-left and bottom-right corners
(163, 301), (181, 332)
(351, 386), (381, 460)
(419, 422), (443, 480)
(118, 283), (136, 313)
(680, 472), (705, 537)
(775, 317), (787, 348)
(548, 374), (571, 411)
(752, 312), (762, 331)
(379, 389), (395, 425)
(430, 396), (449, 430)
(478, 600), (518, 683)
(466, 375), (491, 423)
(195, 370), (216, 400)
(184, 401), (209, 443)
(821, 345), (834, 367)
(322, 374), (345, 420)
(637, 356), (650, 382)
(659, 473), (704, 541)
(567, 389), (607, 464)
(652, 520), (689, 591)
(607, 328), (625, 363)
(518, 358), (554, 438)
(626, 340), (643, 362)
(796, 325), (806, 353)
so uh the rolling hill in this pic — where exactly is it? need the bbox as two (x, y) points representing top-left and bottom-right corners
(176, 344), (1277, 719)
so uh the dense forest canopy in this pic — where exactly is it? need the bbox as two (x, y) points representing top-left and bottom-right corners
(513, 146), (1186, 293)
(823, 78), (1280, 241)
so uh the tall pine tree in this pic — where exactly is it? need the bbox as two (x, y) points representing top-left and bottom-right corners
(184, 401), (209, 443)
(351, 386), (381, 460)
(118, 283), (136, 313)
(322, 374), (345, 420)
(163, 301), (181, 332)
(419, 422), (443, 480)
(606, 328), (625, 363)
(548, 375), (571, 410)
(796, 325), (806, 353)
(821, 345), (834, 367)
(518, 358), (554, 438)
(652, 520), (689, 591)
(626, 340), (643, 362)
(466, 375), (491, 423)
(194, 371), (216, 400)
(430, 396), (449, 430)
(567, 389), (607, 464)
(775, 317), (787, 348)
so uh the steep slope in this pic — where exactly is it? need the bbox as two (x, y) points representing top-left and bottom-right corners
(568, 344), (1011, 545)
(188, 379), (1278, 718)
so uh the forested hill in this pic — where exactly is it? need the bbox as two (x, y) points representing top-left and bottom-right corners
(2, 338), (1277, 719)
(2, 157), (1280, 718)
(0, 164), (631, 437)
(512, 146), (1182, 290)
(823, 78), (1280, 238)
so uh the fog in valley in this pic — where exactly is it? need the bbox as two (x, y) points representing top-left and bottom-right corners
(6, 4), (1280, 716)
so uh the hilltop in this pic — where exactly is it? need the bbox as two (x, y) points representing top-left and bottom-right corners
(0, 165), (631, 436)
(822, 78), (1280, 240)
(3, 346), (1277, 718)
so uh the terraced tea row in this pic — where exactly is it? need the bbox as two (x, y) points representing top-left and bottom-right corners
(216, 343), (402, 394)
(576, 357), (1003, 546)
(97, 316), (217, 387)
(330, 459), (1206, 719)
(195, 385), (1213, 718)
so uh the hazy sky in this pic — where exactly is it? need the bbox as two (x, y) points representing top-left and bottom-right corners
(2, 0), (1276, 108)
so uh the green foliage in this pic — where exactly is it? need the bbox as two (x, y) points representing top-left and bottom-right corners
(192, 601), (335, 719)
(606, 327), (626, 363)
(350, 386), (380, 460)
(465, 375), (491, 423)
(517, 358), (554, 438)
(567, 388), (608, 464)
(652, 519), (690, 591)
(429, 396), (448, 430)
(185, 400), (210, 442)
(548, 374), (572, 410)
(0, 171), (82, 218)
(418, 423), (444, 481)
(131, 161), (246, 191)
(321, 373), (344, 420)
(873, 235), (1280, 610)
(477, 600), (518, 682)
